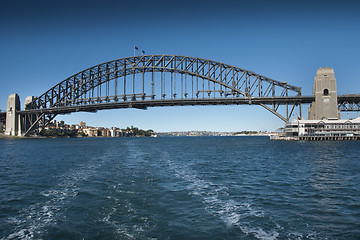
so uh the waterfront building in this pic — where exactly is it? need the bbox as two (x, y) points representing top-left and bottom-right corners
(110, 127), (122, 137)
(110, 128), (117, 137)
(82, 128), (98, 137)
(79, 121), (86, 127)
(101, 128), (111, 137)
(118, 129), (125, 137)
(49, 120), (56, 128)
(276, 117), (360, 140)
(274, 67), (360, 141)
(56, 120), (65, 128)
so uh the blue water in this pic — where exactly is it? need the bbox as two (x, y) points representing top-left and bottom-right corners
(0, 136), (360, 239)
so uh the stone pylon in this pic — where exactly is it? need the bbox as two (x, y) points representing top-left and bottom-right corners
(308, 68), (340, 120)
(5, 94), (21, 136)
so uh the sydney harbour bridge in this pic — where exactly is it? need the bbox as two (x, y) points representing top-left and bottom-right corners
(1, 54), (360, 136)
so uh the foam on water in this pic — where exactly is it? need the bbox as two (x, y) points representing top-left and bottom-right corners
(102, 210), (137, 240)
(165, 152), (280, 240)
(100, 197), (149, 240)
(101, 202), (152, 240)
(98, 141), (155, 240)
(3, 154), (109, 240)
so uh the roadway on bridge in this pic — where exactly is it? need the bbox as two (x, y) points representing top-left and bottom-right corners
(1, 95), (360, 116)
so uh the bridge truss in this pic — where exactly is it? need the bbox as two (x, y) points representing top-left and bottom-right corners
(338, 95), (360, 111)
(21, 55), (303, 136)
(0, 112), (5, 124)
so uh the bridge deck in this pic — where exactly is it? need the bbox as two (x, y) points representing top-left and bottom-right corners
(19, 96), (315, 115)
(338, 94), (360, 102)
(6, 94), (359, 115)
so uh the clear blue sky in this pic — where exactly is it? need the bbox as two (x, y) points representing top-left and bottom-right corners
(1, 0), (360, 132)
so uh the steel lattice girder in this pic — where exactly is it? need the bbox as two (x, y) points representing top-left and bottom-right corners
(0, 112), (6, 122)
(338, 102), (360, 111)
(22, 55), (306, 135)
(29, 55), (301, 109)
(338, 95), (360, 111)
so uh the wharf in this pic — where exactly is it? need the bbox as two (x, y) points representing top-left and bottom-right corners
(298, 135), (360, 141)
(271, 135), (360, 141)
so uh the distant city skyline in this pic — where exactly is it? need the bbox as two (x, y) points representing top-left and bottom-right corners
(1, 0), (360, 132)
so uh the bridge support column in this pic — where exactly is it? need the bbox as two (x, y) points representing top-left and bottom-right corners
(21, 96), (38, 135)
(0, 120), (4, 132)
(308, 67), (340, 120)
(5, 94), (21, 136)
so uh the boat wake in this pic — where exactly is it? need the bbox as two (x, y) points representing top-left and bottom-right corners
(3, 154), (109, 240)
(164, 152), (280, 240)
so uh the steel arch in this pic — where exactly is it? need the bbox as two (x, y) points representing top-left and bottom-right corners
(23, 55), (302, 135)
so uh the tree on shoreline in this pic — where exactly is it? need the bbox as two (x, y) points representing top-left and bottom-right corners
(121, 126), (154, 137)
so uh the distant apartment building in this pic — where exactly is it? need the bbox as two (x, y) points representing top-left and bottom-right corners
(44, 119), (71, 134)
(56, 120), (65, 128)
(82, 128), (98, 137)
(48, 120), (56, 128)
(109, 127), (128, 137)
(101, 128), (111, 137)
(110, 127), (119, 137)
(39, 118), (147, 138)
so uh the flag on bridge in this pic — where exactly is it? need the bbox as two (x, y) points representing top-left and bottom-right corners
(142, 50), (145, 54)
(134, 46), (139, 50)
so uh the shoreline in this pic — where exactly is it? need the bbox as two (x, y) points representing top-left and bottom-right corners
(0, 133), (48, 139)
(0, 132), (274, 139)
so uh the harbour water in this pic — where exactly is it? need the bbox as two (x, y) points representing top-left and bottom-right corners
(0, 136), (359, 239)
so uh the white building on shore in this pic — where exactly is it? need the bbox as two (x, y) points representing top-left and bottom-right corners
(275, 117), (360, 140)
(273, 67), (360, 141)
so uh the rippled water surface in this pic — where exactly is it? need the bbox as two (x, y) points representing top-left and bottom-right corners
(1, 136), (360, 239)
